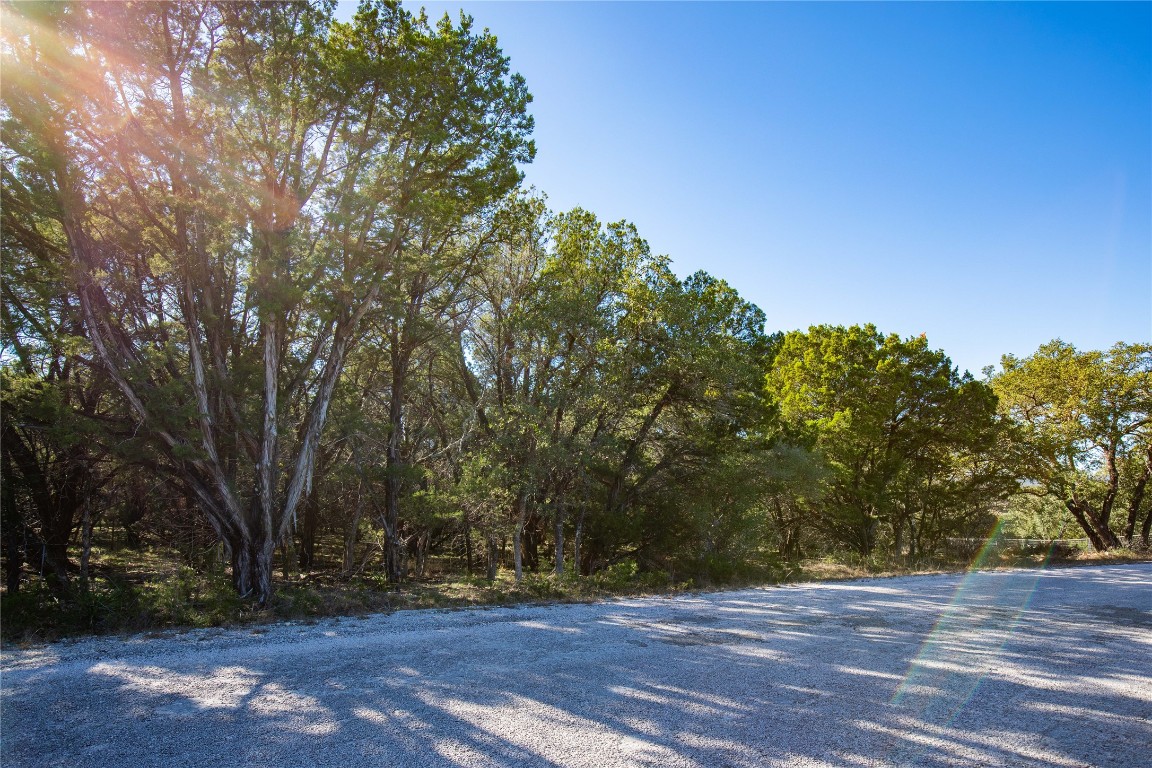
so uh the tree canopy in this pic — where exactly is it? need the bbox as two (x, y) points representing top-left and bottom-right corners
(767, 324), (1012, 560)
(2, 1), (1146, 614)
(993, 341), (1152, 549)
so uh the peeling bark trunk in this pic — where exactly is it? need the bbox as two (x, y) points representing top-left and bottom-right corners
(254, 302), (281, 581)
(227, 528), (275, 605)
(384, 357), (407, 584)
(512, 491), (527, 582)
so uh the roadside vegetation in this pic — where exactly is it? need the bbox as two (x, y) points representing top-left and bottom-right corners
(3, 530), (1146, 644)
(3, 1), (1150, 643)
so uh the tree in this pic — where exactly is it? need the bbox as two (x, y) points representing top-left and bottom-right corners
(1, 0), (533, 603)
(759, 444), (827, 561)
(374, 209), (504, 583)
(454, 200), (776, 581)
(1, 58), (118, 593)
(993, 341), (1152, 550)
(589, 269), (775, 576)
(767, 325), (1010, 559)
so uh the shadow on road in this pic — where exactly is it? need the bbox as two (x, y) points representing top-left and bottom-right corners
(3, 565), (1150, 767)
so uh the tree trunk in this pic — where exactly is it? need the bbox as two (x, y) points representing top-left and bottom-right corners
(384, 359), (407, 584)
(580, 540), (597, 577)
(574, 504), (586, 577)
(413, 531), (429, 579)
(343, 492), (365, 574)
(1123, 447), (1151, 545)
(227, 524), (275, 606)
(299, 489), (319, 570)
(2, 425), (75, 595)
(554, 501), (565, 577)
(279, 541), (291, 581)
(513, 527), (524, 582)
(384, 530), (405, 585)
(1099, 447), (1121, 536)
(341, 530), (357, 573)
(485, 535), (499, 582)
(512, 492), (527, 582)
(1065, 499), (1109, 551)
(524, 516), (540, 572)
(463, 510), (474, 576)
(771, 500), (792, 559)
(1073, 513), (1105, 551)
(892, 516), (904, 563)
(1, 476), (25, 594)
(605, 388), (671, 516)
(80, 499), (94, 588)
(852, 507), (877, 557)
(908, 519), (919, 565)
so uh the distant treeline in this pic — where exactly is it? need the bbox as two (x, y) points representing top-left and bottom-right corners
(3, 1), (1150, 606)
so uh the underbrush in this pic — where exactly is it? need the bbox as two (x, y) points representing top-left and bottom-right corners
(3, 545), (1148, 645)
(1, 568), (247, 643)
(786, 542), (1151, 584)
(0, 552), (700, 643)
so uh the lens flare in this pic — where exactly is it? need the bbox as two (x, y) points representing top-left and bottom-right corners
(890, 520), (1055, 726)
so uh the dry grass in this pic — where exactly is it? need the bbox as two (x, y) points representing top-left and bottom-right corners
(3, 538), (1148, 645)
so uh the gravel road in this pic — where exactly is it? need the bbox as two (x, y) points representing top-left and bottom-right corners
(2, 564), (1150, 768)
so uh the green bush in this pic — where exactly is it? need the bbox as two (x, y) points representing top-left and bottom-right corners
(274, 586), (324, 617)
(590, 559), (638, 591)
(516, 573), (566, 599)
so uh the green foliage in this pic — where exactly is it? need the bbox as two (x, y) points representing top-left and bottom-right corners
(767, 325), (1013, 560)
(1, 0), (536, 603)
(0, 561), (245, 641)
(514, 573), (568, 599)
(993, 340), (1152, 549)
(2, 0), (1146, 628)
(145, 567), (247, 628)
(759, 444), (829, 559)
(998, 495), (1077, 540)
(590, 559), (639, 590)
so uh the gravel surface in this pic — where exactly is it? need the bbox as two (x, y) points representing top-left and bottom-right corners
(2, 564), (1150, 767)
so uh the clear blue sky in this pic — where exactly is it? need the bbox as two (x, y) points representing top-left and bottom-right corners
(344, 1), (1151, 376)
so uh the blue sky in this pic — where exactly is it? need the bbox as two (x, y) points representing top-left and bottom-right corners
(345, 1), (1151, 376)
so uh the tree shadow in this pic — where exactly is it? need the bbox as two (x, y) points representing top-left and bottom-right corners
(2, 565), (1149, 767)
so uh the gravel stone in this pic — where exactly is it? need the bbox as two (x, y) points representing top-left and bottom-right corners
(2, 564), (1150, 767)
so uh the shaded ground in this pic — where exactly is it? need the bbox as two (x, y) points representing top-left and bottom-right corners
(3, 564), (1150, 767)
